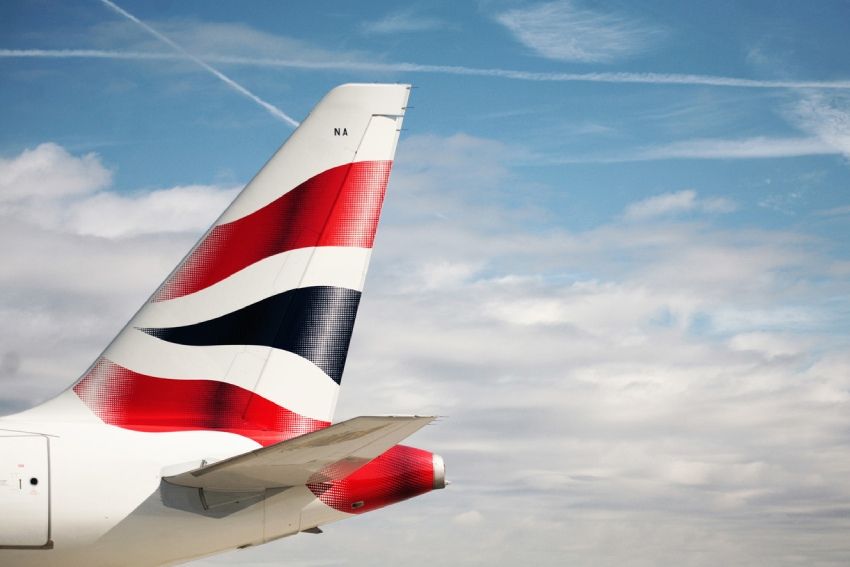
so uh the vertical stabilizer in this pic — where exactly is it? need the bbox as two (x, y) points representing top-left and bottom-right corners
(67, 84), (410, 445)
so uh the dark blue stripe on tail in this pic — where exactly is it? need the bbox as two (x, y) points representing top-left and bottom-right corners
(140, 286), (361, 385)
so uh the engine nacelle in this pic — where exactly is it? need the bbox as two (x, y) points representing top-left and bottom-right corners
(308, 445), (445, 514)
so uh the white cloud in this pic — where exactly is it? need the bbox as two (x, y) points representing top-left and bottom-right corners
(791, 93), (850, 159)
(0, 143), (237, 238)
(637, 136), (836, 160)
(361, 10), (447, 34)
(759, 191), (804, 214)
(624, 189), (736, 220)
(728, 332), (809, 359)
(0, 142), (111, 201)
(452, 510), (483, 526)
(626, 189), (696, 218)
(547, 136), (841, 164)
(413, 261), (482, 292)
(481, 280), (697, 340)
(495, 1), (660, 63)
(65, 185), (239, 238)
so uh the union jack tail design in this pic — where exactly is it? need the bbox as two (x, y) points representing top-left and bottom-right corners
(72, 84), (411, 446)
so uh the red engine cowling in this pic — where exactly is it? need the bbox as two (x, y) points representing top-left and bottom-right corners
(308, 445), (446, 514)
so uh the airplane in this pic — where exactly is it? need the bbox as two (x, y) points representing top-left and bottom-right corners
(0, 83), (445, 566)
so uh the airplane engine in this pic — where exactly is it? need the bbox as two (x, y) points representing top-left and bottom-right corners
(308, 445), (446, 514)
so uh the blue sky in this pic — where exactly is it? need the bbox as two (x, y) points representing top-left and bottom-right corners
(2, 1), (850, 565)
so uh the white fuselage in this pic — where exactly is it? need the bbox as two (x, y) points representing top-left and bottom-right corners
(0, 393), (349, 567)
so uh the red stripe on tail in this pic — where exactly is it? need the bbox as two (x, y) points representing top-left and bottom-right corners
(155, 160), (392, 301)
(73, 358), (329, 446)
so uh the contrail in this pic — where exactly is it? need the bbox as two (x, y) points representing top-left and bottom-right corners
(97, 0), (299, 127)
(4, 47), (850, 91)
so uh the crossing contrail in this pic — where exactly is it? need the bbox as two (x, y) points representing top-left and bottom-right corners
(97, 0), (300, 127)
(3, 47), (850, 91)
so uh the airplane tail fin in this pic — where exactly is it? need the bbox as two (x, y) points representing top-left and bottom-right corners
(67, 84), (410, 445)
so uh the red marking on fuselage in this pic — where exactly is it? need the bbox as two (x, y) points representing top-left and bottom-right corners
(73, 358), (329, 446)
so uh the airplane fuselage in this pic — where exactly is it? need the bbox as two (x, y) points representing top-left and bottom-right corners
(1, 395), (357, 566)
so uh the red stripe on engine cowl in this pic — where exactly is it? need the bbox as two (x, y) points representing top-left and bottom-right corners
(155, 160), (393, 301)
(308, 445), (435, 514)
(73, 358), (329, 446)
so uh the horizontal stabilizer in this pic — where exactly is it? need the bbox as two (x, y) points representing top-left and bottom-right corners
(163, 416), (434, 491)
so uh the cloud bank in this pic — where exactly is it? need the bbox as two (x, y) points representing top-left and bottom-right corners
(1, 137), (849, 566)
(0, 144), (236, 408)
(191, 132), (850, 566)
